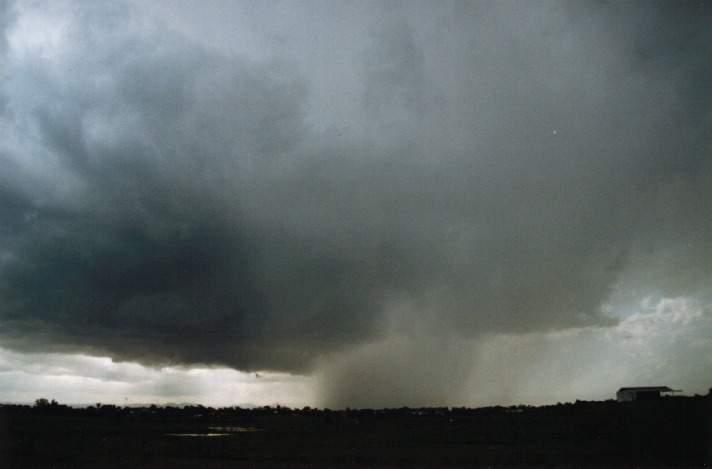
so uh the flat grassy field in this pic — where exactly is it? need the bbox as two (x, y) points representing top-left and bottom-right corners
(1, 396), (710, 467)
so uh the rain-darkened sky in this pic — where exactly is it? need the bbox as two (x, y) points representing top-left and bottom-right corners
(1, 0), (711, 408)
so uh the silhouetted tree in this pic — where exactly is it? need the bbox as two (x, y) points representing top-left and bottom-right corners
(34, 398), (58, 408)
(34, 398), (50, 407)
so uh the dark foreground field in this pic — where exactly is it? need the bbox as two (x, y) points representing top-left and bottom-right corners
(1, 395), (710, 468)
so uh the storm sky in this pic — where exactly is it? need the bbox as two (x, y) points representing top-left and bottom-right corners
(1, 0), (711, 408)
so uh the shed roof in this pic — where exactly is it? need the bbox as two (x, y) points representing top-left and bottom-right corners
(617, 386), (678, 392)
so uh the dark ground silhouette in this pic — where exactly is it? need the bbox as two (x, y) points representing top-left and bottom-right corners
(1, 394), (710, 467)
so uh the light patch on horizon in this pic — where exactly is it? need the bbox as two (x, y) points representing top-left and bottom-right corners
(0, 348), (316, 407)
(466, 296), (712, 407)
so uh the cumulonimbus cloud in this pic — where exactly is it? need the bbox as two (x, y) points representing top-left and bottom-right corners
(0, 0), (711, 384)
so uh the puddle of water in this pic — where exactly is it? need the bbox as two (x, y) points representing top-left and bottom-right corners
(208, 426), (260, 432)
(164, 427), (261, 437)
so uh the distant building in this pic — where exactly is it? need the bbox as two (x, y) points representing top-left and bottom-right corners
(616, 386), (680, 402)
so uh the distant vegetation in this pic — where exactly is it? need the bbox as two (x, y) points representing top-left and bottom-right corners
(1, 394), (710, 467)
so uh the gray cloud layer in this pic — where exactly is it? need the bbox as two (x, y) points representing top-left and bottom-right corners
(1, 0), (711, 387)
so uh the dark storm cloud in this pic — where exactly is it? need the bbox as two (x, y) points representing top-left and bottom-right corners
(0, 0), (14, 112)
(0, 0), (711, 384)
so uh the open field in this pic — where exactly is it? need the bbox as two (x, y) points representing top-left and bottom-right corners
(1, 396), (710, 468)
